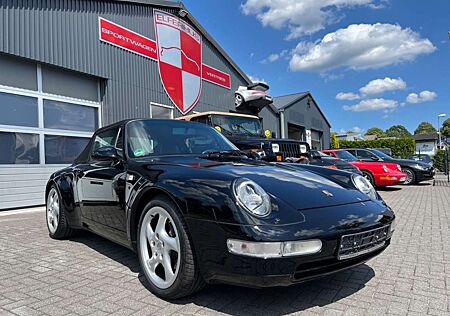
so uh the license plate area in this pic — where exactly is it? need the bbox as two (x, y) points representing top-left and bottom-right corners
(338, 225), (389, 260)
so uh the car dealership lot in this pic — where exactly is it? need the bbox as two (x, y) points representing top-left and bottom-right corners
(0, 179), (449, 316)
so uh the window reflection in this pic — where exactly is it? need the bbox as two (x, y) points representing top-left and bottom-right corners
(0, 132), (39, 164)
(44, 100), (98, 132)
(0, 92), (38, 127)
(44, 135), (90, 164)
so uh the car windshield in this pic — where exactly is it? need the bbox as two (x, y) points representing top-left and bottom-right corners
(126, 120), (238, 158)
(409, 155), (431, 163)
(370, 149), (392, 159)
(312, 150), (330, 157)
(211, 115), (263, 137)
(334, 150), (358, 162)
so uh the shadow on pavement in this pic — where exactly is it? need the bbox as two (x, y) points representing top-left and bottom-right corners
(70, 230), (375, 315)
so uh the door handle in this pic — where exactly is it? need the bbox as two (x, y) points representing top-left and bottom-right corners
(90, 181), (104, 185)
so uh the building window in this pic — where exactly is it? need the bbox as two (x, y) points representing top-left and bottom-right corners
(43, 99), (98, 132)
(150, 102), (173, 119)
(0, 64), (101, 165)
(0, 132), (39, 164)
(44, 135), (91, 164)
(0, 92), (38, 127)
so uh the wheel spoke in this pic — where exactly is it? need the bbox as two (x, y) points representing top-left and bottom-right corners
(146, 222), (154, 242)
(162, 254), (174, 280)
(147, 257), (159, 271)
(161, 231), (178, 252)
(155, 214), (167, 237)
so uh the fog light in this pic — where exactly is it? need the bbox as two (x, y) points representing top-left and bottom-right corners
(227, 239), (322, 259)
(283, 240), (322, 256)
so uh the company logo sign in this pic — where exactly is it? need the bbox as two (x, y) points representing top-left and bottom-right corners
(99, 11), (231, 114)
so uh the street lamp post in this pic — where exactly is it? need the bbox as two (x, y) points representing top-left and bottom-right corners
(438, 113), (447, 149)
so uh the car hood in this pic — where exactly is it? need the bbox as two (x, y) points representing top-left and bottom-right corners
(141, 156), (371, 211)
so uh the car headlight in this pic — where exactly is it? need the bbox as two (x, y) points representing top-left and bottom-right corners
(233, 178), (271, 217)
(352, 174), (377, 200)
(413, 164), (427, 170)
(272, 143), (280, 153)
(382, 165), (388, 173)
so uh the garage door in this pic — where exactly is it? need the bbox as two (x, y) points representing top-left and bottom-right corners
(0, 54), (100, 209)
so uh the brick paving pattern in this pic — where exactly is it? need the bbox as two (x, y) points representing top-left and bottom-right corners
(0, 176), (449, 315)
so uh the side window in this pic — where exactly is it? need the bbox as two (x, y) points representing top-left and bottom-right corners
(346, 149), (356, 156)
(92, 127), (119, 152)
(356, 149), (373, 159)
(191, 115), (209, 125)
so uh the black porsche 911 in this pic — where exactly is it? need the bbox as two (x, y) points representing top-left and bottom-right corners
(46, 119), (395, 299)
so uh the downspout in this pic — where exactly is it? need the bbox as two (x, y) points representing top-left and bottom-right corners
(279, 109), (286, 139)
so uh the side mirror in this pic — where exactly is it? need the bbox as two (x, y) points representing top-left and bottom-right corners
(92, 146), (119, 161)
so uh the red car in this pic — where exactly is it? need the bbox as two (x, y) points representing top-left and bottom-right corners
(322, 149), (407, 187)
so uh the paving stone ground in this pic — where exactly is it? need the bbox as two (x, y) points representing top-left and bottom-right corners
(0, 176), (449, 315)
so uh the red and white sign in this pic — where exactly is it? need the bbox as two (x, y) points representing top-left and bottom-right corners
(99, 18), (157, 60)
(154, 10), (202, 114)
(202, 64), (231, 89)
(99, 13), (232, 114)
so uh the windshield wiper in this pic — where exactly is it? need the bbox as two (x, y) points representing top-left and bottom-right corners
(215, 125), (234, 136)
(234, 123), (257, 136)
(200, 149), (246, 159)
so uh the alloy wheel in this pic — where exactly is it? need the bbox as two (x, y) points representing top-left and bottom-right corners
(139, 206), (180, 289)
(47, 188), (60, 234)
(403, 169), (414, 185)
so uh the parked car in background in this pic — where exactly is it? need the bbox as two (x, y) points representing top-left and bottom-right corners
(45, 119), (395, 299)
(343, 148), (434, 185)
(407, 154), (433, 167)
(375, 148), (392, 156)
(309, 150), (361, 174)
(179, 111), (309, 162)
(323, 149), (407, 187)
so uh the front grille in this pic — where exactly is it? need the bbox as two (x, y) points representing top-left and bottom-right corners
(278, 143), (302, 158)
(338, 225), (389, 260)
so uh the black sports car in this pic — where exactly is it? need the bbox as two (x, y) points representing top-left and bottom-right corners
(46, 119), (395, 299)
(344, 148), (435, 185)
(308, 150), (361, 174)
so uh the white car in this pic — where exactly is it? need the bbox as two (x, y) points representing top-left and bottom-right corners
(235, 82), (273, 112)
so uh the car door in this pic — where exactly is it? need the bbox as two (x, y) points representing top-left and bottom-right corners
(77, 126), (127, 234)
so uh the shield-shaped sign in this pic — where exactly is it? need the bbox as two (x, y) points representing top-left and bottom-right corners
(154, 10), (202, 114)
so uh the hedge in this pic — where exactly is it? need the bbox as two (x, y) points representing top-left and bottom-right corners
(339, 138), (415, 159)
(433, 149), (446, 172)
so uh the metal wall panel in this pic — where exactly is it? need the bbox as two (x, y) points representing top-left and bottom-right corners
(0, 0), (248, 125)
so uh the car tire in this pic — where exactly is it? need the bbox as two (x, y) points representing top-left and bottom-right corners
(402, 168), (416, 185)
(46, 185), (74, 239)
(235, 93), (244, 107)
(137, 195), (205, 300)
(361, 171), (375, 187)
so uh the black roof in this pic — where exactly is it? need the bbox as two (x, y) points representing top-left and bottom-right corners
(412, 134), (438, 141)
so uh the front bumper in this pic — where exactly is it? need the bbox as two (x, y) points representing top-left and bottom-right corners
(415, 168), (435, 181)
(186, 202), (394, 288)
(374, 172), (407, 186)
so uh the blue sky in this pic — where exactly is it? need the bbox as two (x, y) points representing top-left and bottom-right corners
(183, 0), (449, 134)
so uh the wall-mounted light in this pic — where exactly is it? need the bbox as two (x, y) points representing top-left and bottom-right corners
(178, 9), (188, 18)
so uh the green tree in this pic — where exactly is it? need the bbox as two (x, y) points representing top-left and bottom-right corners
(441, 118), (450, 138)
(385, 125), (411, 138)
(414, 122), (437, 135)
(330, 131), (339, 149)
(365, 127), (385, 138)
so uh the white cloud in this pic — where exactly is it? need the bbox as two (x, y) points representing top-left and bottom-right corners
(336, 92), (360, 100)
(240, 0), (383, 39)
(343, 98), (398, 112)
(247, 74), (267, 84)
(406, 90), (437, 104)
(359, 77), (406, 95)
(261, 50), (288, 64)
(289, 23), (436, 72)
